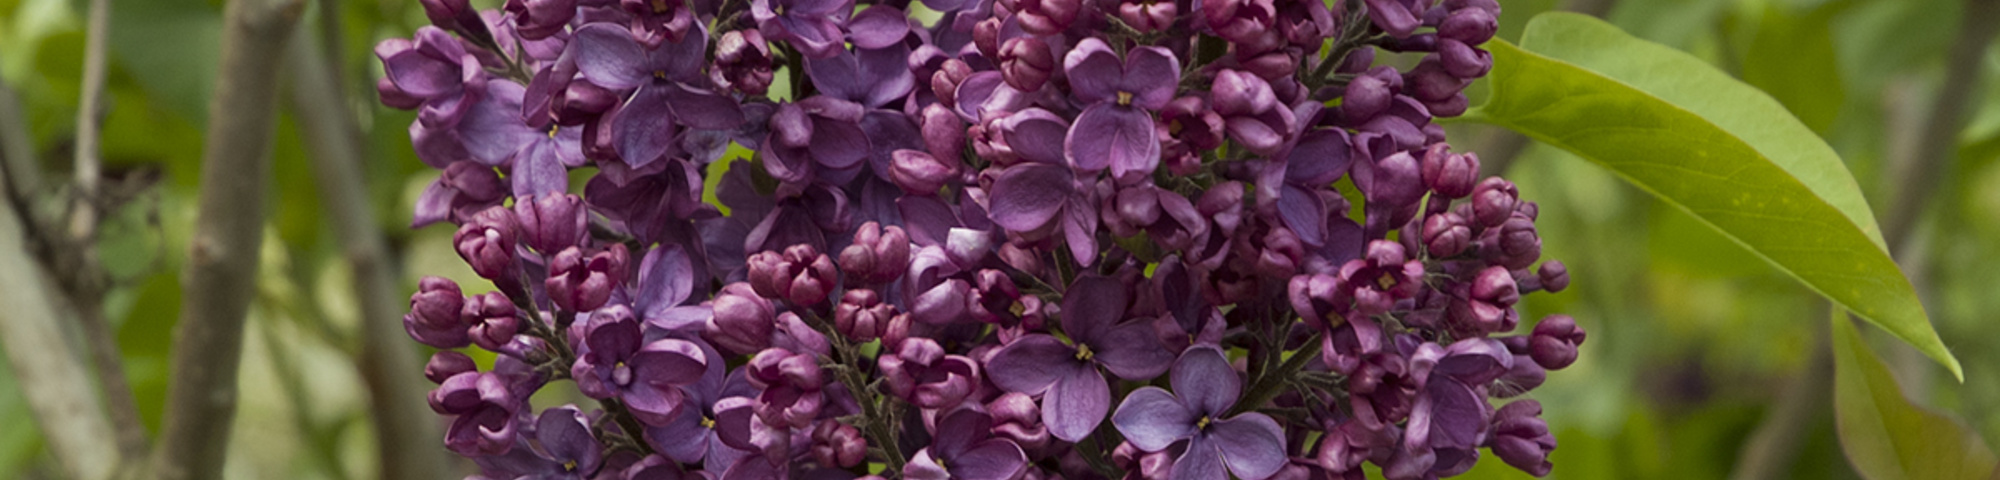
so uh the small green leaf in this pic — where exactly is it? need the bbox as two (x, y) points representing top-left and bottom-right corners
(1463, 12), (1960, 379)
(1831, 312), (1997, 480)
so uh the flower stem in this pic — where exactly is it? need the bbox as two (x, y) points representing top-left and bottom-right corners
(801, 309), (908, 477)
(1230, 331), (1322, 417)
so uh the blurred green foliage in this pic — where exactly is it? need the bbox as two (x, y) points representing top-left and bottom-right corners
(2, 0), (1999, 477)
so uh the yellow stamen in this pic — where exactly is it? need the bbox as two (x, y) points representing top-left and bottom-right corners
(1075, 343), (1095, 361)
(701, 416), (717, 429)
(547, 124), (559, 139)
(650, 0), (671, 13)
(565, 460), (579, 472)
(1196, 416), (1212, 429)
(1116, 91), (1135, 106)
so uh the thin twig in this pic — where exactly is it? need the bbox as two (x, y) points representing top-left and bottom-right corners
(67, 0), (151, 458)
(285, 20), (454, 480)
(150, 0), (305, 477)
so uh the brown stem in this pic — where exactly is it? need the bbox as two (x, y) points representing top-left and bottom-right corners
(150, 0), (304, 477)
(66, 0), (151, 458)
(285, 18), (455, 480)
(0, 144), (126, 480)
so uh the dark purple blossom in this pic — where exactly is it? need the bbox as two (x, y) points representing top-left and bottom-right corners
(905, 408), (1029, 480)
(1112, 347), (1287, 480)
(572, 306), (710, 425)
(986, 276), (1172, 441)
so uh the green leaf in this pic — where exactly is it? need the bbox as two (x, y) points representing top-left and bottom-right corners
(1740, 2), (1848, 134)
(1830, 312), (1997, 480)
(1463, 12), (1961, 379)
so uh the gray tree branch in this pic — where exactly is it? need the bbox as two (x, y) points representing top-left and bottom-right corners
(69, 0), (151, 457)
(149, 0), (304, 477)
(0, 146), (124, 480)
(285, 22), (454, 480)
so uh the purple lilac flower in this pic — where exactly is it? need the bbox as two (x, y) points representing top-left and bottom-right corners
(1112, 347), (1286, 480)
(905, 408), (1029, 480)
(986, 275), (1172, 441)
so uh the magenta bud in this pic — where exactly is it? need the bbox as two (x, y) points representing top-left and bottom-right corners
(453, 206), (521, 280)
(890, 149), (959, 195)
(515, 193), (587, 254)
(1160, 96), (1225, 152)
(1422, 212), (1472, 258)
(839, 222), (911, 285)
(1009, 0), (1081, 35)
(1210, 70), (1277, 117)
(1487, 213), (1542, 269)
(811, 420), (867, 468)
(1490, 354), (1546, 397)
(460, 291), (519, 349)
(745, 250), (791, 299)
(1367, 151), (1427, 208)
(546, 244), (628, 312)
(706, 283), (777, 355)
(1470, 265), (1519, 306)
(1538, 260), (1569, 293)
(1437, 39), (1492, 78)
(973, 18), (1004, 61)
(1118, 0), (1177, 32)
(377, 76), (425, 110)
(1421, 144), (1480, 198)
(921, 104), (966, 162)
(1000, 37), (1056, 92)
(506, 0), (578, 40)
(1491, 400), (1555, 476)
(1438, 7), (1498, 44)
(556, 81), (619, 121)
(1406, 57), (1468, 102)
(1470, 177), (1519, 227)
(424, 351), (477, 384)
(405, 276), (470, 348)
(713, 29), (775, 95)
(1530, 315), (1584, 370)
(834, 289), (897, 342)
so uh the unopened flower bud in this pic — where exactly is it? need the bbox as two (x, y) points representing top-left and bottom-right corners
(454, 206), (521, 280)
(713, 29), (775, 95)
(1423, 212), (1472, 258)
(707, 283), (776, 355)
(834, 289), (897, 342)
(555, 81), (619, 123)
(1439, 7), (1498, 44)
(1471, 265), (1520, 307)
(405, 276), (471, 348)
(1437, 39), (1493, 78)
(932, 59), (974, 108)
(990, 392), (1052, 454)
(891, 150), (959, 195)
(1538, 260), (1570, 293)
(973, 18), (1004, 61)
(1490, 400), (1555, 476)
(460, 291), (520, 351)
(921, 104), (966, 162)
(1005, 0), (1082, 35)
(1470, 177), (1519, 227)
(515, 193), (587, 254)
(1421, 144), (1480, 198)
(425, 351), (477, 384)
(811, 420), (867, 468)
(1529, 315), (1584, 370)
(1000, 37), (1056, 92)
(546, 244), (627, 312)
(1211, 70), (1277, 117)
(1486, 213), (1542, 269)
(1366, 151), (1426, 208)
(1118, 0), (1177, 32)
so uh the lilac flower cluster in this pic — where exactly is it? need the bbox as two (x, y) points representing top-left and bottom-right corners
(384, 0), (1584, 477)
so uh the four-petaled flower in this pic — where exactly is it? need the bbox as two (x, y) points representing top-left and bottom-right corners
(1112, 346), (1287, 480)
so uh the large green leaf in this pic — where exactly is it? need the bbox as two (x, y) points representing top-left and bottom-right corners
(1830, 313), (1996, 480)
(1462, 12), (1961, 379)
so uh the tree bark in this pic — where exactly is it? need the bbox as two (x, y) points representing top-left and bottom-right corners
(150, 0), (303, 477)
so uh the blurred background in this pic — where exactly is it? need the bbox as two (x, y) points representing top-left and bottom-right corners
(0, 0), (1994, 478)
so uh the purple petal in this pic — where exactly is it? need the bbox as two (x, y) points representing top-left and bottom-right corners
(1060, 275), (1126, 344)
(711, 397), (759, 450)
(1225, 116), (1285, 156)
(1283, 129), (1352, 185)
(1170, 347), (1241, 416)
(1436, 337), (1513, 386)
(951, 440), (1029, 480)
(646, 409), (713, 463)
(985, 334), (1080, 393)
(458, 83), (541, 165)
(664, 85), (748, 130)
(638, 245), (695, 316)
(1063, 194), (1099, 266)
(896, 195), (960, 247)
(1092, 321), (1173, 380)
(1067, 103), (1158, 175)
(1276, 184), (1326, 247)
(615, 85), (680, 169)
(997, 108), (1070, 165)
(649, 28), (710, 82)
(573, 24), (649, 89)
(1168, 436), (1227, 480)
(632, 338), (709, 386)
(847, 6), (912, 49)
(1121, 46), (1181, 110)
(855, 45), (915, 108)
(412, 178), (454, 227)
(382, 50), (460, 98)
(1209, 414), (1288, 480)
(1062, 38), (1121, 104)
(932, 408), (995, 457)
(1111, 387), (1197, 452)
(987, 163), (1071, 232)
(511, 138), (569, 198)
(1425, 378), (1489, 449)
(538, 406), (604, 468)
(1044, 365), (1111, 442)
(905, 449), (951, 480)
(811, 117), (872, 170)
